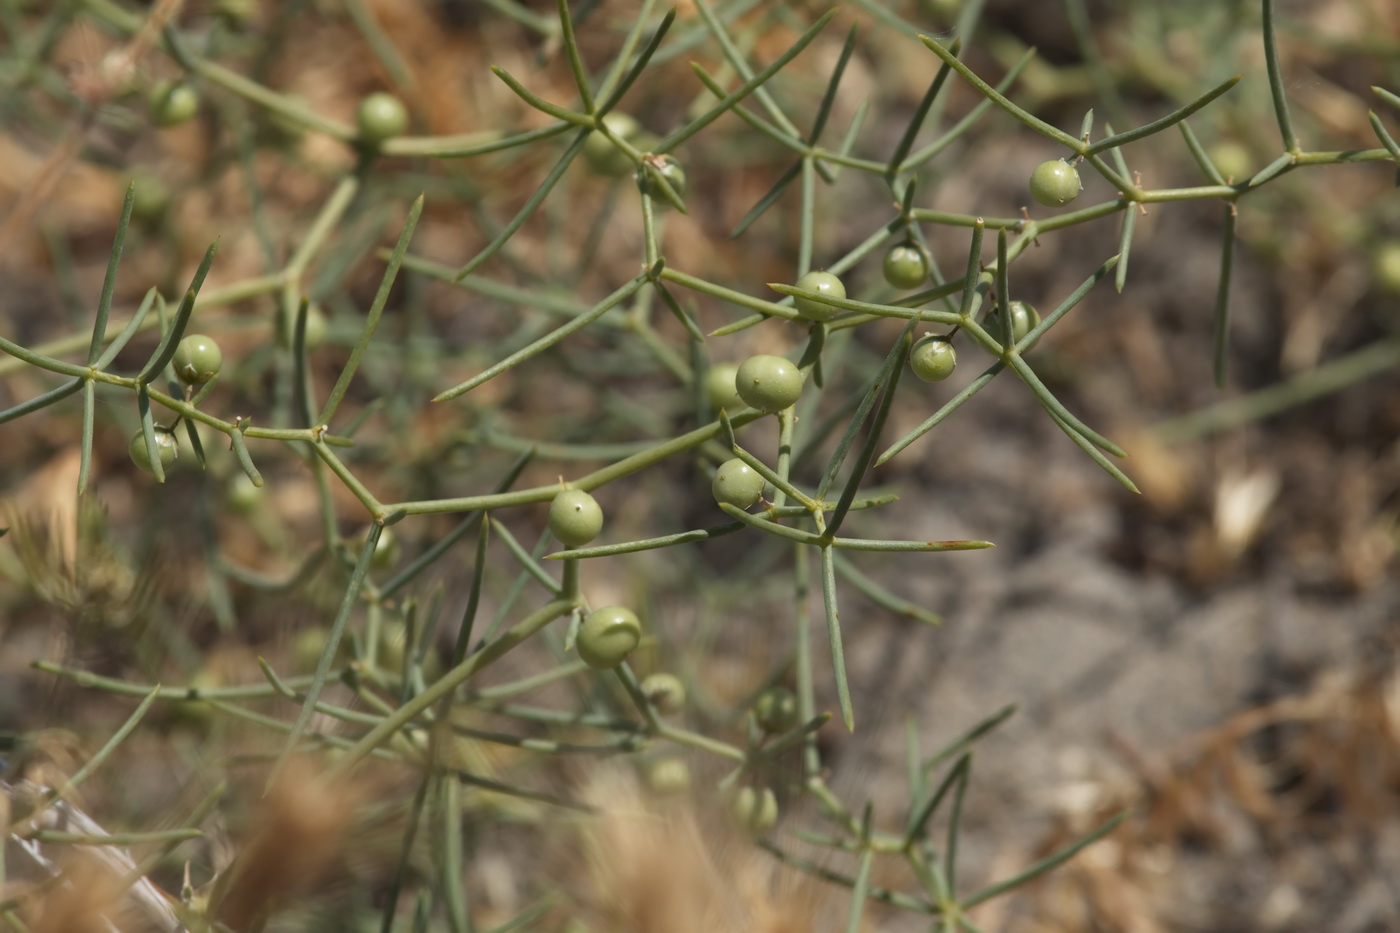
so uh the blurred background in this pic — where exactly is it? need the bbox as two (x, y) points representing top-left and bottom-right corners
(1, 0), (1399, 930)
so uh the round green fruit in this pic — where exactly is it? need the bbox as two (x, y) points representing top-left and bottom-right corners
(172, 333), (222, 385)
(753, 686), (798, 733)
(984, 300), (1041, 348)
(909, 336), (956, 383)
(711, 458), (765, 510)
(1373, 241), (1400, 296)
(1207, 141), (1252, 182)
(224, 472), (264, 514)
(883, 244), (928, 290)
(1006, 300), (1041, 345)
(735, 354), (803, 413)
(356, 92), (409, 145)
(1029, 159), (1081, 208)
(130, 176), (171, 225)
(172, 668), (220, 731)
(639, 155), (686, 209)
(576, 606), (642, 669)
(792, 270), (845, 322)
(731, 786), (779, 837)
(128, 429), (178, 474)
(360, 525), (400, 570)
(149, 80), (199, 127)
(584, 112), (643, 177)
(640, 672), (686, 715)
(375, 618), (442, 680)
(292, 625), (350, 675)
(644, 756), (692, 796)
(548, 488), (604, 547)
(704, 363), (744, 412)
(278, 302), (328, 351)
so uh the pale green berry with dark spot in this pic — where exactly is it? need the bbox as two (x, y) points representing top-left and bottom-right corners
(712, 458), (765, 510)
(735, 354), (803, 413)
(792, 270), (845, 322)
(548, 488), (603, 547)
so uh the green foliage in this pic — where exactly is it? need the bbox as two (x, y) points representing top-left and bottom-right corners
(2, 0), (1398, 930)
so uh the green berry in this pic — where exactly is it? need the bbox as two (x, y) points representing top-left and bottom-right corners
(731, 786), (778, 837)
(883, 244), (928, 290)
(1006, 300), (1041, 345)
(576, 606), (642, 669)
(711, 458), (765, 510)
(792, 270), (845, 322)
(704, 363), (744, 412)
(130, 176), (171, 226)
(984, 301), (1041, 348)
(639, 155), (686, 209)
(1029, 159), (1081, 208)
(172, 333), (222, 385)
(225, 472), (264, 514)
(753, 686), (798, 733)
(909, 336), (957, 382)
(376, 619), (442, 680)
(278, 303), (328, 351)
(644, 756), (692, 796)
(548, 488), (603, 547)
(172, 668), (220, 731)
(292, 625), (350, 675)
(356, 92), (408, 146)
(735, 354), (803, 413)
(149, 80), (199, 127)
(1207, 141), (1252, 182)
(1373, 241), (1400, 296)
(128, 429), (179, 474)
(360, 526), (400, 570)
(584, 112), (643, 177)
(640, 672), (686, 715)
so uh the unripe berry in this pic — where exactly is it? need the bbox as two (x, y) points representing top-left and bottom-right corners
(1029, 159), (1081, 207)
